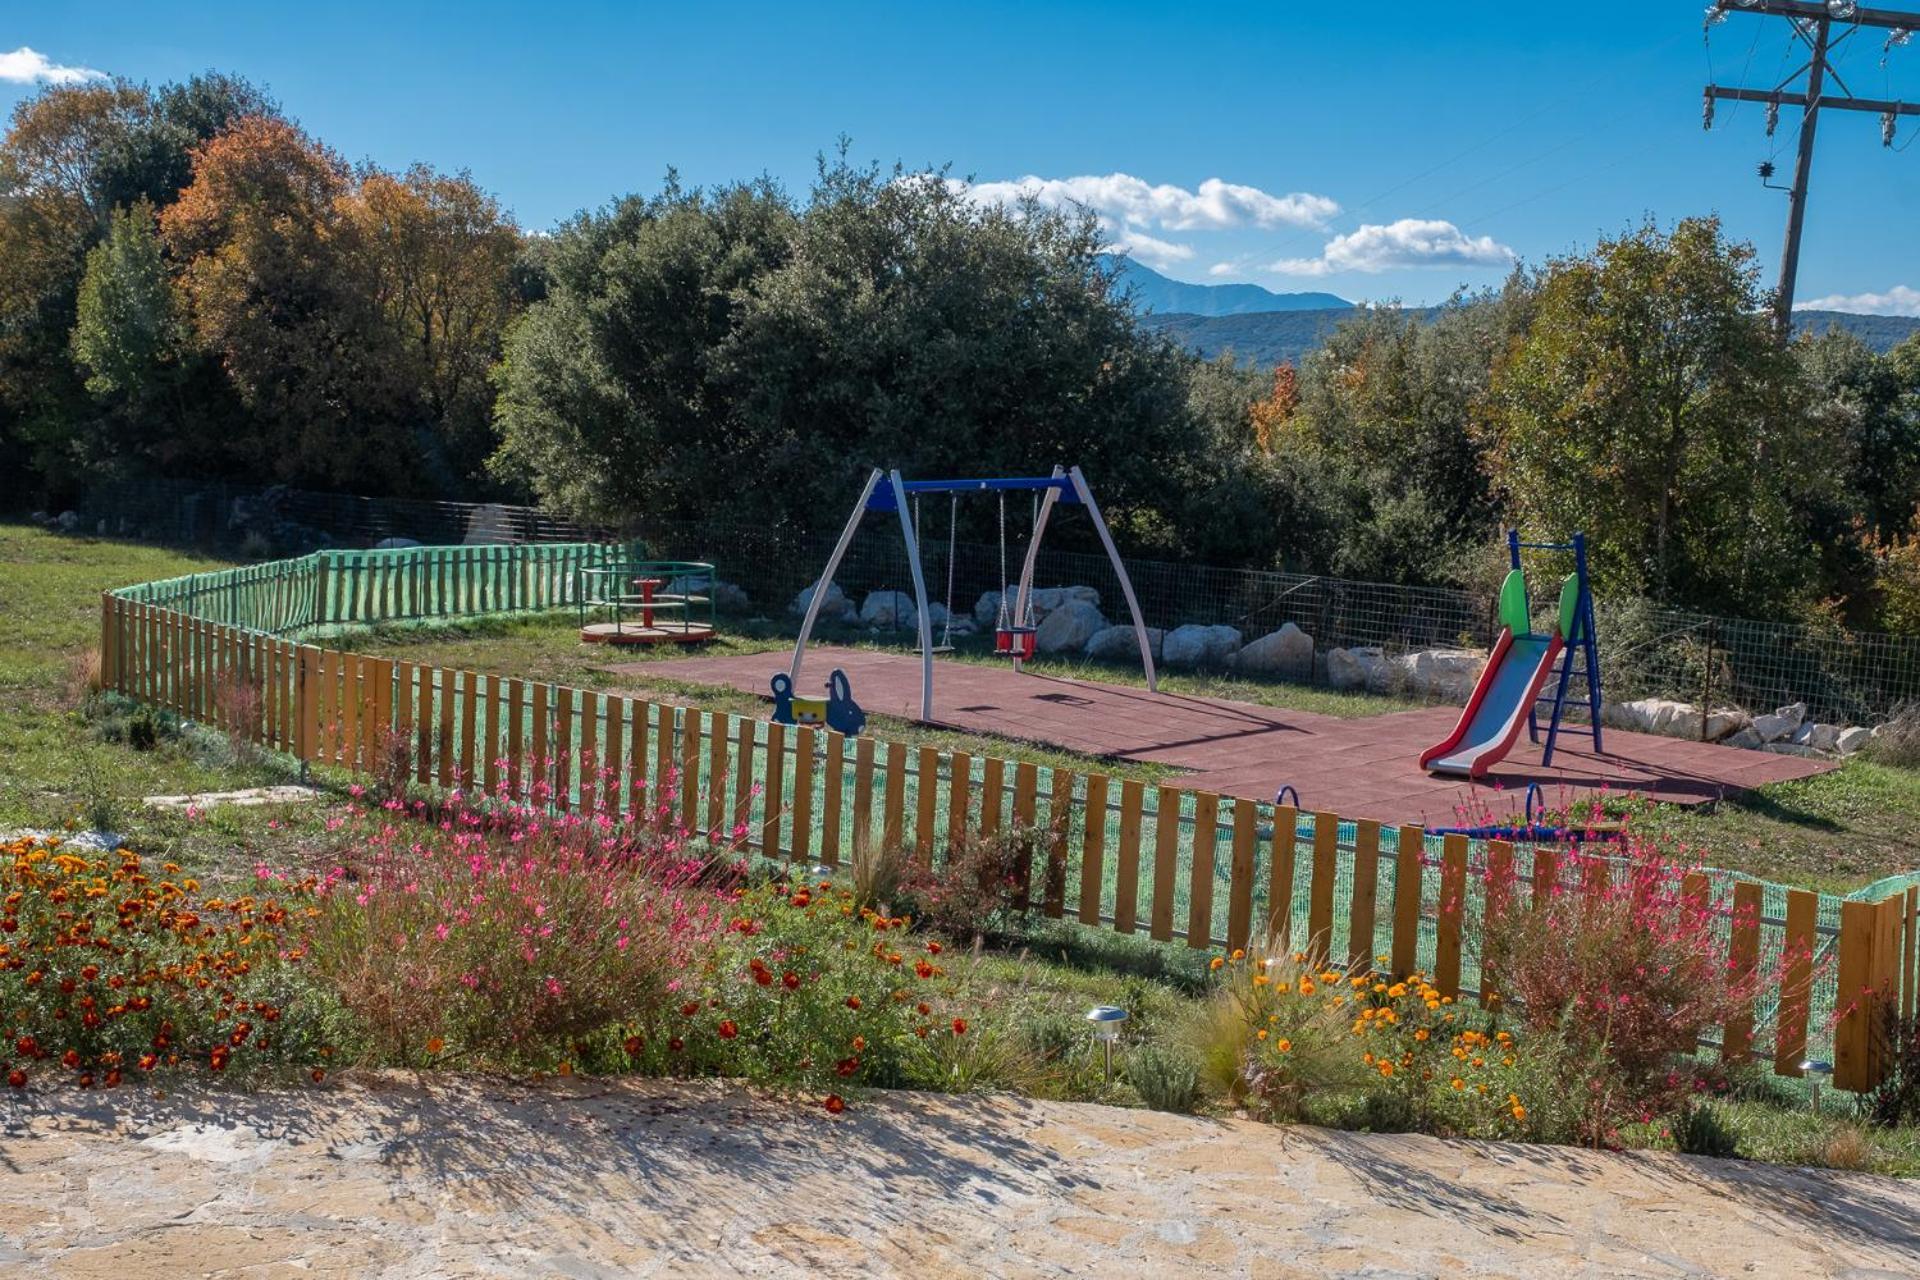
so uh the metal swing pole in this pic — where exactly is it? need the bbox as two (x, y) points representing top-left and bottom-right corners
(888, 468), (936, 720)
(1070, 466), (1158, 692)
(789, 468), (882, 687)
(1011, 466), (1065, 675)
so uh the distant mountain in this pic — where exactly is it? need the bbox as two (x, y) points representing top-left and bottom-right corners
(1102, 255), (1353, 317)
(1140, 305), (1920, 369)
(1138, 307), (1373, 367)
(1793, 310), (1920, 351)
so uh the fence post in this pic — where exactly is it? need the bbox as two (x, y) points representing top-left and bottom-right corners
(1833, 893), (1904, 1092)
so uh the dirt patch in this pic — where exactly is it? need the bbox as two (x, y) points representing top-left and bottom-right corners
(1, 1075), (1915, 1278)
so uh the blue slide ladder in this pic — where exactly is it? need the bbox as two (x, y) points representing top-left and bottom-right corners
(1513, 530), (1604, 766)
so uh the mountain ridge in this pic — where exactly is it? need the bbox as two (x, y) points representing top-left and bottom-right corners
(1101, 255), (1353, 316)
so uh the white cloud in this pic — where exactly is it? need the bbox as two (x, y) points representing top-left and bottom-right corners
(1795, 285), (1920, 317)
(1207, 261), (1238, 277)
(1271, 218), (1515, 277)
(958, 173), (1338, 233)
(1109, 227), (1193, 270)
(0, 46), (105, 86)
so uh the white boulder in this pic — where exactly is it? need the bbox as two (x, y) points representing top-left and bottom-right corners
(790, 582), (857, 625)
(1395, 648), (1483, 702)
(1836, 726), (1873, 756)
(1034, 601), (1107, 654)
(860, 590), (916, 629)
(1805, 723), (1841, 753)
(1723, 726), (1765, 750)
(1231, 623), (1315, 677)
(462, 503), (521, 544)
(1327, 646), (1391, 692)
(1751, 708), (1802, 744)
(1084, 625), (1162, 663)
(974, 586), (1100, 627)
(1162, 624), (1244, 668)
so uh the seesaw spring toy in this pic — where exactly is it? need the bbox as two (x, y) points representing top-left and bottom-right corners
(770, 668), (866, 737)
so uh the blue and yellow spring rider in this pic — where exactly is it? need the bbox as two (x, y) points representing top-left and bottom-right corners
(770, 668), (866, 737)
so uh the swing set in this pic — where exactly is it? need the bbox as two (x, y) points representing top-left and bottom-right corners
(786, 466), (1158, 721)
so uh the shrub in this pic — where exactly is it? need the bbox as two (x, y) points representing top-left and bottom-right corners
(1673, 1100), (1741, 1159)
(1126, 1043), (1201, 1113)
(1862, 1004), (1920, 1129)
(0, 836), (330, 1089)
(1477, 842), (1776, 1145)
(649, 877), (971, 1104)
(1190, 945), (1535, 1137)
(897, 826), (1036, 946)
(1865, 704), (1920, 770)
(305, 791), (736, 1067)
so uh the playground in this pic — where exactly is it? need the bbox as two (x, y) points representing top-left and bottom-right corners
(639, 645), (1830, 825)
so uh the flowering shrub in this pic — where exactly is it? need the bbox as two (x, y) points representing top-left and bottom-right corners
(895, 827), (1038, 946)
(1477, 843), (1776, 1143)
(305, 787), (742, 1067)
(0, 836), (328, 1089)
(1195, 948), (1533, 1138)
(641, 877), (963, 1108)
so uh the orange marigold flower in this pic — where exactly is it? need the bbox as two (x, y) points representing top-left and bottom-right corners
(925, 941), (942, 955)
(681, 1001), (701, 1016)
(311, 1068), (327, 1083)
(916, 1002), (931, 1016)
(668, 1037), (685, 1053)
(6, 1069), (24, 1088)
(823, 1094), (846, 1115)
(1208, 957), (1224, 971)
(951, 1018), (968, 1036)
(1276, 1038), (1292, 1053)
(914, 960), (934, 979)
(851, 1036), (866, 1052)
(845, 996), (862, 1011)
(623, 1035), (645, 1056)
(426, 1037), (446, 1055)
(61, 1049), (81, 1069)
(782, 971), (801, 990)
(718, 1020), (738, 1040)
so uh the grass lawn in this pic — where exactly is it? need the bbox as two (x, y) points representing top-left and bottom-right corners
(1620, 762), (1920, 895)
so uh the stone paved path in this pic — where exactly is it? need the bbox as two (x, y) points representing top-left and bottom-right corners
(627, 648), (1829, 826)
(1, 1077), (1915, 1278)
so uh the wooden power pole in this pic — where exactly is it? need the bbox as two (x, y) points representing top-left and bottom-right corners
(1704, 0), (1920, 338)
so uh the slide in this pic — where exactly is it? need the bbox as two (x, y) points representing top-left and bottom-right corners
(1418, 628), (1565, 777)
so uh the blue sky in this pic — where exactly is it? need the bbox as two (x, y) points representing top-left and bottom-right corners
(5, 1), (1918, 310)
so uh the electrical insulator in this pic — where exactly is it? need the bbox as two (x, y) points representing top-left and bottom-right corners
(1885, 110), (1899, 147)
(1766, 100), (1780, 136)
(1703, 92), (1716, 130)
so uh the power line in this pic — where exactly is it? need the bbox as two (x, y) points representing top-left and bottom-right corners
(1703, 0), (1920, 338)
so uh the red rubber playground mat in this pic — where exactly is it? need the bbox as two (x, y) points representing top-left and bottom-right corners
(609, 647), (1832, 828)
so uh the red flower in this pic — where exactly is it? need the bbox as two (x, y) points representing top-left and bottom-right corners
(834, 1056), (860, 1077)
(209, 1046), (230, 1071)
(844, 995), (861, 1011)
(668, 1036), (685, 1053)
(916, 1002), (931, 1016)
(623, 1035), (644, 1056)
(311, 1068), (327, 1083)
(914, 960), (934, 979)
(61, 1049), (81, 1069)
(103, 1069), (121, 1089)
(718, 1020), (738, 1040)
(823, 1094), (845, 1115)
(951, 1018), (968, 1036)
(790, 892), (811, 908)
(680, 1001), (700, 1017)
(753, 968), (773, 986)
(6, 1069), (24, 1089)
(138, 1053), (157, 1071)
(782, 971), (801, 991)
(926, 941), (942, 955)
(851, 1036), (866, 1052)
(80, 964), (99, 981)
(14, 1035), (36, 1057)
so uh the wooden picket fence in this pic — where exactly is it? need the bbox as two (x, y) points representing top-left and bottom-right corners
(97, 544), (1916, 1093)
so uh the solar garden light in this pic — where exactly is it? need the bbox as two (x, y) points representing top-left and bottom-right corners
(1085, 1005), (1129, 1082)
(809, 864), (833, 884)
(1800, 1059), (1834, 1115)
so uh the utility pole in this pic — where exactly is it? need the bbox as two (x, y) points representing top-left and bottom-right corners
(1703, 0), (1920, 339)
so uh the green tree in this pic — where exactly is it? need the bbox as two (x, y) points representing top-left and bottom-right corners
(71, 201), (175, 401)
(494, 155), (1201, 547)
(1479, 217), (1824, 613)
